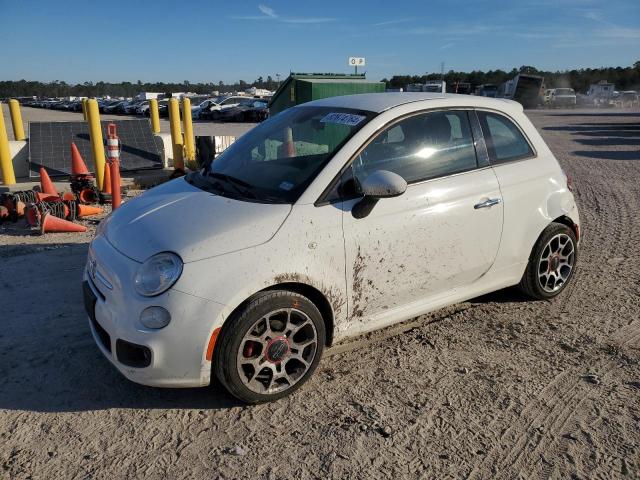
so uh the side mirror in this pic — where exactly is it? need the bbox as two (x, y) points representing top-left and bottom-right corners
(352, 170), (407, 219)
(360, 170), (407, 199)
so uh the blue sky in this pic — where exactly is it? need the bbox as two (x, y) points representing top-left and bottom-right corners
(1, 0), (638, 83)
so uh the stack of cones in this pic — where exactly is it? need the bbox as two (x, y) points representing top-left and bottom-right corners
(25, 199), (102, 234)
(69, 143), (98, 204)
(0, 166), (103, 234)
(0, 190), (36, 220)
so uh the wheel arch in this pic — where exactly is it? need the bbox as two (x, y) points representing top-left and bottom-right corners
(552, 214), (580, 242)
(261, 282), (335, 347)
(218, 282), (336, 348)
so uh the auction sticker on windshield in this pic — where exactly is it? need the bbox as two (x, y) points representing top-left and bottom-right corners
(320, 112), (366, 126)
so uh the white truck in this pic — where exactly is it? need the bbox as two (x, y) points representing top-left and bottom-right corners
(548, 88), (577, 107)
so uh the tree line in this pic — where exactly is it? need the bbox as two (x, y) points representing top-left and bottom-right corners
(1, 63), (639, 99)
(384, 62), (640, 93)
(0, 76), (281, 99)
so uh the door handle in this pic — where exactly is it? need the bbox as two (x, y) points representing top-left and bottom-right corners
(474, 198), (502, 209)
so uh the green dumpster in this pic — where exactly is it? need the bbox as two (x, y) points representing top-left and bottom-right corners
(269, 73), (385, 115)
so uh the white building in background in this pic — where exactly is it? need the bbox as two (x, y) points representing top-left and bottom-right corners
(245, 87), (273, 97)
(587, 81), (615, 99)
(134, 92), (162, 101)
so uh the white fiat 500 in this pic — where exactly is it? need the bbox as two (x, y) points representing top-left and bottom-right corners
(85, 93), (580, 403)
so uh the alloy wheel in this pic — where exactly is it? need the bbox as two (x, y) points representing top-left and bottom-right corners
(236, 308), (318, 394)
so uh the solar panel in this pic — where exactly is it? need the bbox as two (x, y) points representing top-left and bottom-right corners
(29, 119), (163, 177)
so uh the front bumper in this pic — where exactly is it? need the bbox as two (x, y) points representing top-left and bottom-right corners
(84, 235), (226, 388)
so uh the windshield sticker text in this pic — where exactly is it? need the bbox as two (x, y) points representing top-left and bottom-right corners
(320, 113), (366, 127)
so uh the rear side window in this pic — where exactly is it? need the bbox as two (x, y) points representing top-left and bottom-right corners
(477, 111), (533, 163)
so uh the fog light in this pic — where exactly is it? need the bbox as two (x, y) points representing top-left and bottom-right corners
(140, 306), (171, 329)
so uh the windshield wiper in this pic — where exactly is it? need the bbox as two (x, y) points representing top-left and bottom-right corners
(205, 172), (257, 199)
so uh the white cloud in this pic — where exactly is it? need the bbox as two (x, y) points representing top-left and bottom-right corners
(373, 18), (411, 27)
(258, 4), (277, 19)
(231, 5), (336, 25)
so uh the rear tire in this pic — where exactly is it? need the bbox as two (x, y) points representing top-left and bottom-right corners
(519, 222), (578, 300)
(214, 290), (325, 404)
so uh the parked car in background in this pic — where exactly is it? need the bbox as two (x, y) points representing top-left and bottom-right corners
(192, 98), (222, 119)
(124, 101), (144, 114)
(85, 93), (580, 403)
(549, 88), (576, 107)
(135, 101), (150, 115)
(201, 96), (248, 120)
(215, 98), (269, 122)
(612, 91), (639, 108)
(103, 100), (127, 114)
(157, 100), (170, 117)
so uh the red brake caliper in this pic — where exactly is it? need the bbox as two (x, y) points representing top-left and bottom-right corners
(243, 342), (254, 358)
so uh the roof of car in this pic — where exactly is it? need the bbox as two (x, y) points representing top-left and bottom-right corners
(302, 92), (521, 113)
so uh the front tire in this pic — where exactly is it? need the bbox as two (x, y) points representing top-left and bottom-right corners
(519, 223), (578, 300)
(214, 291), (325, 403)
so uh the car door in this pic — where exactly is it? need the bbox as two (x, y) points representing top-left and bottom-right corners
(340, 109), (504, 319)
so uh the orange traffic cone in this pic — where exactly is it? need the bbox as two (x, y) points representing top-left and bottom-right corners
(40, 213), (87, 234)
(76, 204), (103, 217)
(39, 167), (59, 196)
(34, 191), (60, 203)
(71, 143), (90, 175)
(0, 205), (8, 218)
(79, 188), (97, 204)
(284, 127), (296, 158)
(62, 192), (76, 201)
(102, 162), (112, 194)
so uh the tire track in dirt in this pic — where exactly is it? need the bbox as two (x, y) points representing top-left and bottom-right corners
(468, 320), (640, 479)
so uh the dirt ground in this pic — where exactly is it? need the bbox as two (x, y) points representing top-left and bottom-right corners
(1, 108), (639, 479)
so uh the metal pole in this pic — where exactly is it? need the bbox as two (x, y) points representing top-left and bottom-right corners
(81, 98), (88, 122)
(0, 102), (16, 185)
(168, 98), (184, 171)
(149, 99), (160, 133)
(8, 99), (26, 141)
(181, 97), (195, 163)
(86, 99), (106, 190)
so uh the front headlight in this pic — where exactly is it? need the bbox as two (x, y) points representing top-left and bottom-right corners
(134, 252), (183, 297)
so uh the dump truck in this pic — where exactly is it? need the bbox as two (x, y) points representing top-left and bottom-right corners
(497, 74), (544, 109)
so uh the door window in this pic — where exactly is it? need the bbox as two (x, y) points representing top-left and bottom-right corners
(351, 110), (478, 186)
(477, 111), (534, 163)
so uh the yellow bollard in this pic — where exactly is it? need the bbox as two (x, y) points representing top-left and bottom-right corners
(0, 102), (17, 185)
(182, 97), (195, 163)
(8, 100), (26, 141)
(81, 98), (88, 121)
(168, 98), (184, 170)
(149, 98), (160, 134)
(86, 99), (106, 190)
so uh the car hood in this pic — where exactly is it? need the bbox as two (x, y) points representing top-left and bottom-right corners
(105, 178), (292, 263)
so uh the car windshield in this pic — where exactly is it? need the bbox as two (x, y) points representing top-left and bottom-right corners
(199, 106), (375, 203)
